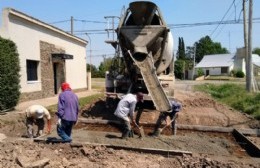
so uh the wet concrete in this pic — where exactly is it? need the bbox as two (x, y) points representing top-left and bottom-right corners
(43, 122), (249, 158)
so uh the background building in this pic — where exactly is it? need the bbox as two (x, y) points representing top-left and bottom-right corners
(0, 8), (88, 101)
(195, 48), (260, 77)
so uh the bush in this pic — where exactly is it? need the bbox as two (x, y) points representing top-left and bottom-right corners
(0, 37), (20, 111)
(235, 70), (245, 78)
(174, 60), (185, 79)
(197, 68), (204, 77)
(230, 70), (236, 77)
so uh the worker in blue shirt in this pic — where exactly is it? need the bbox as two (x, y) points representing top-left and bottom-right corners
(55, 82), (79, 143)
(152, 100), (182, 136)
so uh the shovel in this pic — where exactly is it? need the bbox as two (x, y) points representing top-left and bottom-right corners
(158, 115), (177, 136)
(133, 122), (145, 138)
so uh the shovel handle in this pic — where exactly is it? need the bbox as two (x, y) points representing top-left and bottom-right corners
(133, 121), (140, 129)
(162, 115), (177, 130)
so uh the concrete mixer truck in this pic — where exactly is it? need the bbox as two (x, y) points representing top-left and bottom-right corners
(106, 1), (174, 112)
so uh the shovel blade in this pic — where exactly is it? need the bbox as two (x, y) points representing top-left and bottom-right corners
(139, 126), (145, 138)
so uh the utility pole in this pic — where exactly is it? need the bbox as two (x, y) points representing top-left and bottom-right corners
(247, 0), (253, 92)
(102, 54), (106, 64)
(85, 33), (92, 73)
(85, 33), (92, 91)
(192, 44), (196, 80)
(228, 31), (231, 52)
(243, 0), (250, 91)
(71, 16), (74, 35)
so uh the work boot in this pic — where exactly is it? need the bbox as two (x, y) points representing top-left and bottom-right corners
(121, 130), (129, 139)
(128, 130), (134, 138)
(151, 130), (160, 137)
(36, 130), (43, 137)
(121, 135), (128, 140)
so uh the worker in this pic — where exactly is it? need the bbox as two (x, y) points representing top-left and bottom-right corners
(114, 92), (144, 139)
(56, 82), (79, 143)
(25, 105), (51, 138)
(152, 100), (182, 137)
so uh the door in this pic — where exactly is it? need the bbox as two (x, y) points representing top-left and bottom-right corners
(206, 70), (209, 76)
(53, 63), (58, 94)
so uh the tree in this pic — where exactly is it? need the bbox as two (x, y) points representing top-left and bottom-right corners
(174, 60), (185, 79)
(176, 37), (186, 60)
(87, 57), (115, 78)
(100, 57), (113, 71)
(98, 57), (114, 78)
(86, 63), (97, 72)
(0, 36), (20, 111)
(195, 36), (228, 63)
(175, 37), (195, 80)
(253, 47), (260, 56)
(186, 46), (195, 60)
(86, 63), (99, 77)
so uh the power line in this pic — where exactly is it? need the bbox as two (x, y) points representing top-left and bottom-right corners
(73, 29), (106, 33)
(169, 19), (243, 28)
(49, 19), (70, 24)
(89, 54), (115, 57)
(74, 32), (107, 35)
(212, 1), (241, 40)
(74, 19), (107, 24)
(74, 18), (260, 34)
(51, 17), (260, 36)
(212, 14), (234, 40)
(49, 16), (260, 32)
(49, 18), (110, 24)
(210, 0), (237, 37)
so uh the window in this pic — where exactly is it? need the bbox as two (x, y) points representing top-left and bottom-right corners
(26, 60), (39, 81)
(221, 67), (228, 74)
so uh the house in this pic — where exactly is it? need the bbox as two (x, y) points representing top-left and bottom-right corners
(195, 48), (260, 76)
(0, 8), (88, 101)
(195, 54), (235, 76)
(252, 55), (260, 76)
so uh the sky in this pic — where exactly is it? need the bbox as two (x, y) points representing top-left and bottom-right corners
(1, 0), (259, 67)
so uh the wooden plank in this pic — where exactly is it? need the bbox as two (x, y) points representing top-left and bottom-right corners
(233, 129), (260, 157)
(237, 128), (260, 136)
(78, 118), (121, 125)
(177, 125), (234, 133)
(70, 141), (192, 156)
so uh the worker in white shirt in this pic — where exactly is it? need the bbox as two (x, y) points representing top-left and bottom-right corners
(114, 92), (144, 139)
(25, 105), (51, 138)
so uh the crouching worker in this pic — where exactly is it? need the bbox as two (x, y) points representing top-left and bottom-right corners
(152, 100), (182, 137)
(114, 92), (144, 139)
(25, 105), (51, 138)
(55, 82), (79, 143)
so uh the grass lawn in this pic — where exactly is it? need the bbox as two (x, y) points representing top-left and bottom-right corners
(195, 83), (260, 119)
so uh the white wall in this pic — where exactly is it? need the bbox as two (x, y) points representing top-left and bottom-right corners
(0, 9), (87, 93)
(201, 66), (232, 76)
(203, 68), (221, 75)
(234, 57), (246, 73)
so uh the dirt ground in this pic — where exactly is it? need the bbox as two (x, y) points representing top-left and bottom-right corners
(0, 82), (260, 167)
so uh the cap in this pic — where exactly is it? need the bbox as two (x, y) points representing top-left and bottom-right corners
(171, 100), (181, 112)
(35, 108), (44, 119)
(61, 82), (71, 91)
